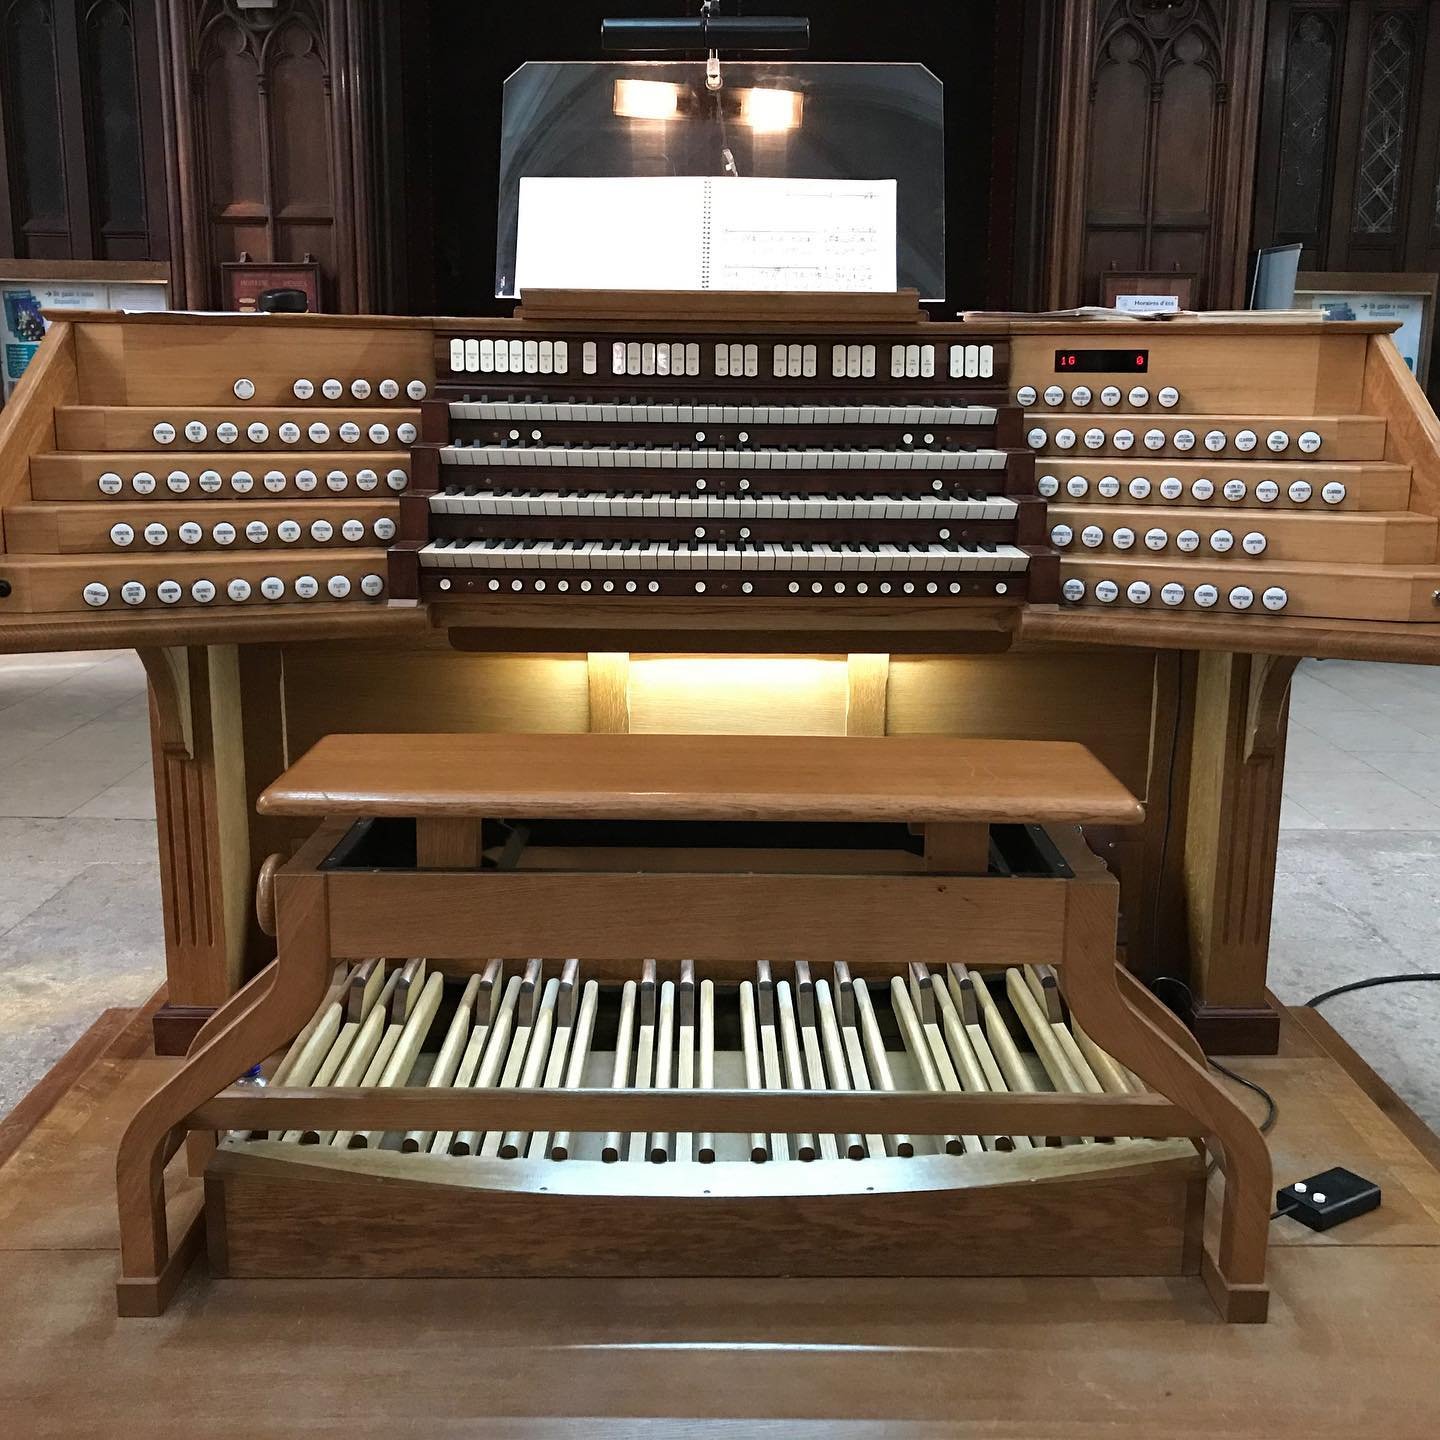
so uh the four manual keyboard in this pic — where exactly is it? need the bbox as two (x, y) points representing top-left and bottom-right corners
(390, 323), (1055, 606)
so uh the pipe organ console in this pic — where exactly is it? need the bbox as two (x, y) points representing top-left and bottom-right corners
(2, 293), (1438, 1330)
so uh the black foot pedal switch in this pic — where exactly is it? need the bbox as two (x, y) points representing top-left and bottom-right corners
(1275, 1166), (1381, 1232)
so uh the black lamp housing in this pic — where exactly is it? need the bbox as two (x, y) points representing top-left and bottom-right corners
(601, 15), (810, 52)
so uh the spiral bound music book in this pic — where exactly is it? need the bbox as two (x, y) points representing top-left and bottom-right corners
(515, 176), (896, 293)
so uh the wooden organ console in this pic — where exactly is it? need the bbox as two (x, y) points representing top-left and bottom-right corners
(0, 290), (1437, 1325)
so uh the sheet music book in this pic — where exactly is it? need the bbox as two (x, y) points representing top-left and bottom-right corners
(515, 176), (897, 293)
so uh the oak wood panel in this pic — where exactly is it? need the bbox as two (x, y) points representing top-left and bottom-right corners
(322, 871), (1071, 966)
(257, 734), (1145, 824)
(0, 602), (425, 656)
(885, 650), (1157, 798)
(208, 1141), (1201, 1280)
(1022, 605), (1440, 663)
(845, 651), (890, 736)
(0, 321), (77, 551)
(141, 646), (250, 1006)
(627, 654), (851, 736)
(586, 650), (630, 733)
(1364, 333), (1440, 537)
(1182, 652), (1294, 1016)
(1010, 330), (1370, 413)
(278, 646), (591, 755)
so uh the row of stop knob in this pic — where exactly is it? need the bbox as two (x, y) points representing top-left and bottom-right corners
(1051, 523), (1267, 554)
(1038, 474), (1345, 503)
(1028, 424), (1323, 453)
(1061, 577), (1288, 610)
(81, 574), (386, 607)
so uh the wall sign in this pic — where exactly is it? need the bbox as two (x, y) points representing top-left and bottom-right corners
(1294, 271), (1437, 386)
(1, 262), (170, 400)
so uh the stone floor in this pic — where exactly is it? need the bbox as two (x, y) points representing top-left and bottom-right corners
(0, 650), (1438, 1129)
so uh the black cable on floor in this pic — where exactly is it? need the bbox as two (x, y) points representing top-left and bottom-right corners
(1207, 1057), (1279, 1135)
(1148, 974), (1279, 1135)
(1304, 972), (1440, 1009)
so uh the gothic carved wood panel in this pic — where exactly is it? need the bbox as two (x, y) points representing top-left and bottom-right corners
(1046, 0), (1265, 309)
(189, 1), (334, 303)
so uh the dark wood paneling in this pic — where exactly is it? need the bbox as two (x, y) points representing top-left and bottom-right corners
(1048, 0), (1266, 309)
(0, 0), (167, 261)
(1252, 1), (1440, 391)
(157, 0), (377, 311)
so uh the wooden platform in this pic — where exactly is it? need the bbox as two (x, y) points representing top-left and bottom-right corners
(3, 1003), (1440, 1438)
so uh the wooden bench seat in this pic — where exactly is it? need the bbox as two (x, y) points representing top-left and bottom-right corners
(257, 733), (1147, 826)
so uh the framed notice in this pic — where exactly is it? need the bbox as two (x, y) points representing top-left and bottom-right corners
(1, 260), (170, 400)
(220, 258), (322, 313)
(1295, 271), (1436, 386)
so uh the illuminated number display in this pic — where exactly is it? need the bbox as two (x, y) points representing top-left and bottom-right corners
(1054, 349), (1149, 373)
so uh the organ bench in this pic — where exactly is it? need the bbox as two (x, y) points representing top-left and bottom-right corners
(114, 733), (1272, 1322)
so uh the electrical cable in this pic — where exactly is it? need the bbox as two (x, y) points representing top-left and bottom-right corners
(1148, 974), (1279, 1136)
(1304, 972), (1440, 1009)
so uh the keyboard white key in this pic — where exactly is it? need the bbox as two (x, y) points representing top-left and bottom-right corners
(431, 489), (1018, 522)
(419, 539), (1030, 574)
(440, 444), (1007, 471)
(448, 399), (998, 427)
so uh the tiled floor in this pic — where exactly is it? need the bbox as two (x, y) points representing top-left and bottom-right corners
(1270, 659), (1440, 1129)
(0, 650), (1437, 1129)
(0, 651), (162, 1111)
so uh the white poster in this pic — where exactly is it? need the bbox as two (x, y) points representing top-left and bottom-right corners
(2, 279), (169, 398)
(1301, 290), (1428, 374)
(516, 176), (897, 293)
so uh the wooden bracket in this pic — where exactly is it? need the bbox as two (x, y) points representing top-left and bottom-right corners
(138, 646), (194, 758)
(1243, 654), (1300, 763)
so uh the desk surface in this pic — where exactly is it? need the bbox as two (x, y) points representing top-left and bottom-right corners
(257, 733), (1145, 825)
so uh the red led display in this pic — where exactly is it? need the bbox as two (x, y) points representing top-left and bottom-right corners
(1054, 349), (1149, 372)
